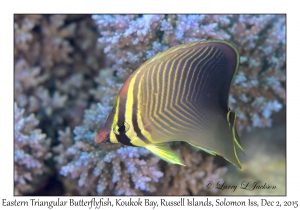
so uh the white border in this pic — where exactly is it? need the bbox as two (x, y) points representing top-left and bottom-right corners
(1, 0), (297, 209)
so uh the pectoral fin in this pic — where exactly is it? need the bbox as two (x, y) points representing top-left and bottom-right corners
(146, 143), (185, 166)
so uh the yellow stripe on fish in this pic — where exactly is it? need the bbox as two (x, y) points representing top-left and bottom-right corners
(95, 39), (244, 170)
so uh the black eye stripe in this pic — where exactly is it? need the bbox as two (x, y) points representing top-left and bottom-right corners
(118, 124), (126, 133)
(113, 121), (130, 135)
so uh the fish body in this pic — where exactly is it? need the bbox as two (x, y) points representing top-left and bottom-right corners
(95, 40), (243, 169)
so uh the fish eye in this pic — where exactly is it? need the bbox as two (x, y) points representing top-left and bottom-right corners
(113, 121), (130, 135)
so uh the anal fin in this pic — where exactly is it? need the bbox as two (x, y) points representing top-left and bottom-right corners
(146, 143), (185, 166)
(188, 143), (217, 156)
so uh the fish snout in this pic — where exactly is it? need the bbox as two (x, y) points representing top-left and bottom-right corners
(94, 129), (110, 144)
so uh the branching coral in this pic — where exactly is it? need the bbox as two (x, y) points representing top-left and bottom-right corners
(229, 15), (286, 131)
(14, 103), (52, 195)
(14, 14), (104, 132)
(14, 14), (104, 194)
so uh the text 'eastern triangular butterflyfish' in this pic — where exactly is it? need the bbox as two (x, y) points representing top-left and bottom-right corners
(95, 39), (244, 170)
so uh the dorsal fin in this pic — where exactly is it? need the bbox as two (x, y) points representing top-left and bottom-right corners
(145, 41), (204, 65)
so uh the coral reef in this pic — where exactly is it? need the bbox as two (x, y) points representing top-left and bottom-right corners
(14, 15), (102, 129)
(14, 103), (51, 195)
(14, 14), (104, 194)
(14, 14), (286, 195)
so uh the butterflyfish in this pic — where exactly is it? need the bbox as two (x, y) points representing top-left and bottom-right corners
(95, 39), (244, 169)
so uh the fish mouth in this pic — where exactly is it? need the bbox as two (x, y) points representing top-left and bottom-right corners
(94, 129), (109, 144)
